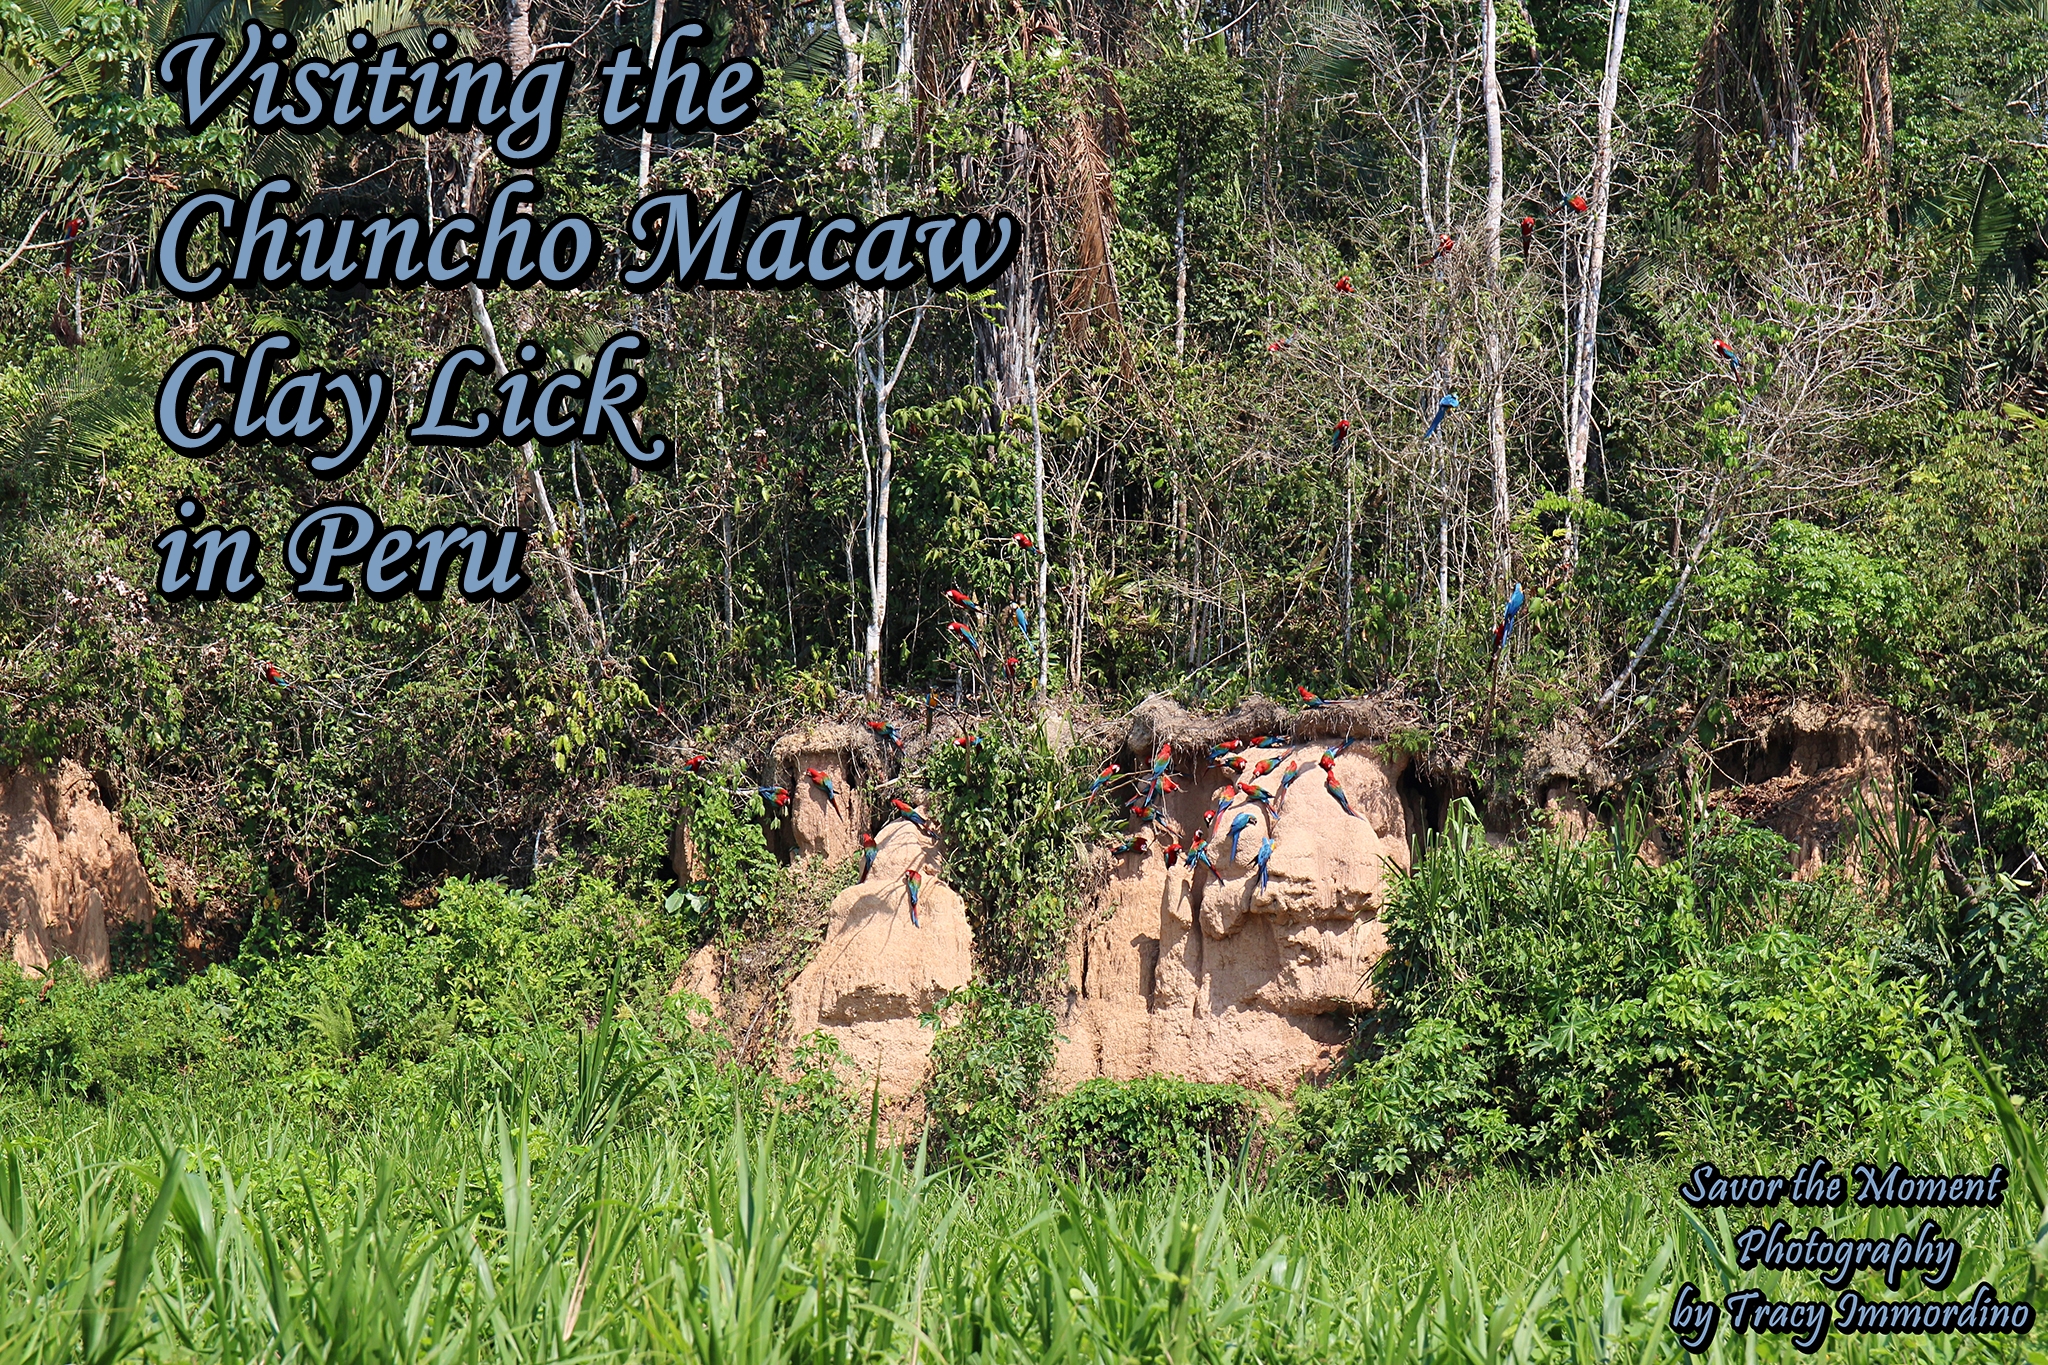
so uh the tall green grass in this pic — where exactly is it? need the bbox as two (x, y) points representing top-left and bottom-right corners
(5, 1053), (2047, 1363)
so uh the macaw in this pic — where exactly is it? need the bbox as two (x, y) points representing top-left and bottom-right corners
(1437, 233), (1456, 258)
(1162, 841), (1184, 867)
(1713, 338), (1743, 378)
(954, 733), (982, 751)
(859, 831), (878, 882)
(1492, 582), (1526, 657)
(1239, 785), (1276, 810)
(58, 217), (82, 274)
(1520, 216), (1535, 250)
(1296, 684), (1328, 710)
(1330, 419), (1350, 451)
(1278, 761), (1303, 800)
(1004, 656), (1018, 683)
(1268, 339), (1286, 352)
(1423, 392), (1461, 441)
(1013, 603), (1031, 637)
(866, 719), (906, 752)
(926, 690), (939, 727)
(261, 662), (292, 689)
(1211, 739), (1243, 756)
(1222, 755), (1249, 775)
(1247, 735), (1272, 749)
(1086, 763), (1119, 802)
(1330, 736), (1362, 756)
(804, 767), (840, 807)
(1568, 194), (1589, 214)
(946, 588), (981, 611)
(684, 753), (713, 773)
(1153, 742), (1173, 769)
(759, 786), (791, 810)
(1334, 275), (1355, 294)
(1128, 804), (1155, 824)
(903, 867), (922, 925)
(1325, 774), (1359, 818)
(1255, 837), (1274, 889)
(1013, 532), (1036, 551)
(1228, 811), (1256, 863)
(947, 621), (984, 655)
(1247, 758), (1276, 781)
(1157, 775), (1181, 795)
(1318, 751), (1336, 774)
(1113, 835), (1150, 859)
(1185, 846), (1222, 880)
(890, 798), (933, 831)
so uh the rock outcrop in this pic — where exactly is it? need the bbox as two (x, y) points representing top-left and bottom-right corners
(1055, 697), (1416, 1093)
(784, 820), (971, 1098)
(1715, 700), (1904, 877)
(771, 724), (873, 862)
(0, 761), (156, 978)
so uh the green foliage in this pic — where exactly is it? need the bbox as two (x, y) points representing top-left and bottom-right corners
(1294, 802), (1979, 1191)
(920, 983), (1057, 1166)
(668, 767), (783, 940)
(1039, 1076), (1259, 1182)
(926, 722), (1094, 987)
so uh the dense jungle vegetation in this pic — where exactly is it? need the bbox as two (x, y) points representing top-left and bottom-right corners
(7, 0), (2048, 1357)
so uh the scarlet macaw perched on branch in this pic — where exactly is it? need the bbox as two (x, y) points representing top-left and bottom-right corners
(683, 753), (713, 773)
(945, 588), (980, 611)
(1012, 532), (1035, 551)
(1329, 419), (1350, 451)
(261, 662), (292, 690)
(758, 787), (791, 812)
(1520, 216), (1535, 251)
(1086, 763), (1119, 802)
(1713, 338), (1743, 379)
(946, 621), (983, 656)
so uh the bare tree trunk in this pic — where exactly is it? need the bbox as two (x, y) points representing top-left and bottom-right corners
(1020, 216), (1051, 696)
(1482, 0), (1510, 575)
(1173, 160), (1189, 360)
(1563, 0), (1631, 559)
(504, 0), (533, 71)
(638, 0), (665, 190)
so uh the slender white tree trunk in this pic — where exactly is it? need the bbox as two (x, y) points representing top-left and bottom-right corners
(1483, 0), (1510, 575)
(638, 0), (664, 190)
(1564, 0), (1631, 555)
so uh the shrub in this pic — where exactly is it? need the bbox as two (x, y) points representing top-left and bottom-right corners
(1039, 1076), (1259, 1181)
(921, 985), (1057, 1165)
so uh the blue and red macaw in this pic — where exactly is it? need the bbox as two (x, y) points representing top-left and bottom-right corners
(1255, 837), (1274, 889)
(1278, 761), (1303, 803)
(1713, 338), (1743, 379)
(1113, 835), (1150, 859)
(954, 734), (982, 752)
(859, 831), (878, 883)
(1520, 216), (1535, 252)
(1012, 532), (1036, 551)
(866, 719), (906, 753)
(1013, 603), (1031, 638)
(1239, 785), (1276, 811)
(903, 867), (923, 925)
(1004, 656), (1019, 683)
(1492, 582), (1526, 660)
(1186, 845), (1221, 880)
(1162, 841), (1184, 867)
(890, 798), (934, 832)
(1330, 419), (1350, 451)
(759, 786), (791, 812)
(1325, 773), (1359, 818)
(947, 621), (983, 656)
(804, 767), (840, 808)
(1227, 811), (1255, 863)
(1087, 763), (1119, 802)
(684, 753), (713, 773)
(1249, 757), (1277, 780)
(261, 662), (292, 690)
(1423, 392), (1461, 441)
(946, 588), (981, 611)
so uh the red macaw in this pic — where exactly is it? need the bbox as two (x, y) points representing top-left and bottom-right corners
(1568, 194), (1589, 214)
(1211, 739), (1243, 756)
(1436, 233), (1456, 258)
(1334, 275), (1355, 294)
(1163, 841), (1184, 867)
(1087, 763), (1119, 802)
(1247, 735), (1273, 749)
(1330, 419), (1351, 451)
(1185, 846), (1221, 880)
(1112, 835), (1150, 859)
(1239, 785), (1275, 810)
(1255, 837), (1274, 889)
(1520, 216), (1535, 250)
(759, 786), (791, 811)
(859, 831), (878, 882)
(804, 767), (839, 807)
(866, 719), (906, 752)
(947, 621), (984, 655)
(890, 798), (933, 831)
(684, 753), (713, 773)
(58, 217), (82, 275)
(1278, 761), (1303, 801)
(946, 588), (981, 611)
(903, 867), (923, 925)
(1157, 775), (1180, 794)
(1012, 532), (1036, 551)
(1249, 757), (1277, 780)
(1325, 774), (1359, 818)
(1296, 684), (1328, 710)
(954, 734), (982, 751)
(1004, 656), (1018, 682)
(1318, 751), (1336, 774)
(1713, 338), (1743, 378)
(261, 662), (292, 690)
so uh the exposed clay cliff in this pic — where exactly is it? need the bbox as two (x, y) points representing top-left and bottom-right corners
(0, 761), (157, 978)
(1054, 697), (1417, 1093)
(783, 820), (971, 1098)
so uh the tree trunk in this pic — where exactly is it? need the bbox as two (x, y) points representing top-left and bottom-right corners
(504, 0), (533, 71)
(1173, 159), (1189, 360)
(1482, 0), (1510, 574)
(1564, 0), (1631, 557)
(638, 0), (665, 190)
